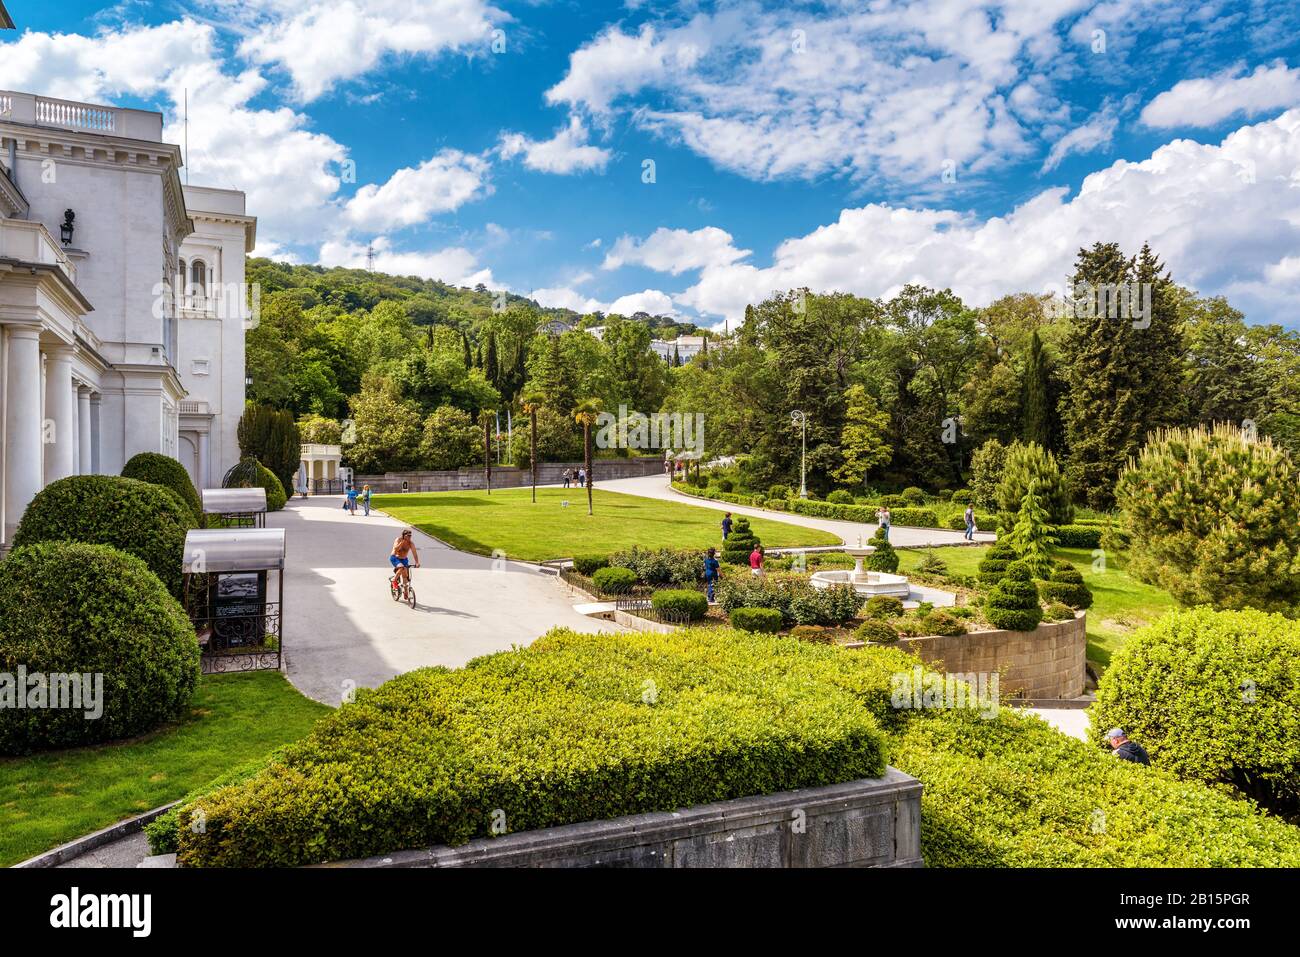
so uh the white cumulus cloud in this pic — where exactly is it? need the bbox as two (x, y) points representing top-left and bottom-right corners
(344, 150), (492, 230)
(498, 115), (611, 174)
(1142, 61), (1300, 129)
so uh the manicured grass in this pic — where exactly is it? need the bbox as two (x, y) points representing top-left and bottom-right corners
(0, 671), (330, 867)
(373, 487), (840, 561)
(898, 545), (1180, 669)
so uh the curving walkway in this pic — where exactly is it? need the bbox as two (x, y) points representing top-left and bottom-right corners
(597, 474), (996, 548)
(269, 495), (620, 705)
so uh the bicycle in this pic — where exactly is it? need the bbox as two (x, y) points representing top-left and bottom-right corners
(389, 564), (417, 608)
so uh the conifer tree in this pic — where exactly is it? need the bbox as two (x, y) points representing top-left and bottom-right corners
(1022, 329), (1052, 450)
(1006, 479), (1058, 579)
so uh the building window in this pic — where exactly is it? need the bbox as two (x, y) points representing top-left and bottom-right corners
(191, 259), (207, 298)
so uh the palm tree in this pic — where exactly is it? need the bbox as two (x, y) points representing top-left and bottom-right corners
(520, 390), (545, 503)
(572, 397), (603, 516)
(480, 407), (494, 494)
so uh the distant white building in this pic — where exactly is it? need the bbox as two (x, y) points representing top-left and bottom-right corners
(0, 89), (256, 542)
(652, 335), (707, 363)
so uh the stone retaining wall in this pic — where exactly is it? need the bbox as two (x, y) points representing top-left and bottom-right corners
(355, 456), (665, 493)
(892, 612), (1087, 699)
(326, 770), (923, 868)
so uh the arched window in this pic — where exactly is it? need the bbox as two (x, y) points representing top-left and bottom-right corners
(190, 259), (207, 298)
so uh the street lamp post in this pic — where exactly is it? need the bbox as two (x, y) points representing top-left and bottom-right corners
(790, 410), (808, 498)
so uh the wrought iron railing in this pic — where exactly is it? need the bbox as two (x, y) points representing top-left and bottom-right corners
(190, 601), (282, 673)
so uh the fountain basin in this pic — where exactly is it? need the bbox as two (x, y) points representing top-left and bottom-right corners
(809, 569), (911, 598)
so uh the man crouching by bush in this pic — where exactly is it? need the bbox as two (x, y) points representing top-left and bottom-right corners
(1105, 728), (1151, 766)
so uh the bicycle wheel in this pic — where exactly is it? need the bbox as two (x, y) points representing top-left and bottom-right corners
(406, 583), (416, 608)
(390, 576), (400, 601)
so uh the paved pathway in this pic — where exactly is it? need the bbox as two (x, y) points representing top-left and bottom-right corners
(598, 474), (995, 548)
(270, 496), (620, 705)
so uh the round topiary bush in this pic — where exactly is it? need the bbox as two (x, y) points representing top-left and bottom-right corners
(901, 487), (926, 505)
(855, 618), (898, 644)
(572, 554), (609, 577)
(729, 607), (783, 633)
(863, 595), (904, 619)
(122, 452), (203, 526)
(716, 478), (734, 493)
(0, 542), (200, 755)
(13, 475), (195, 596)
(1038, 561), (1093, 609)
(865, 528), (899, 573)
(827, 489), (854, 505)
(224, 457), (287, 511)
(1043, 601), (1076, 622)
(592, 566), (637, 595)
(790, 624), (832, 643)
(918, 610), (967, 637)
(767, 484), (791, 501)
(976, 540), (1019, 587)
(1091, 607), (1300, 818)
(983, 561), (1043, 632)
(651, 589), (708, 622)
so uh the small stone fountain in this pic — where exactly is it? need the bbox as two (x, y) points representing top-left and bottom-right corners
(809, 536), (911, 598)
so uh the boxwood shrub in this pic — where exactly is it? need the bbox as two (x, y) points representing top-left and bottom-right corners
(13, 475), (195, 596)
(174, 628), (890, 867)
(863, 595), (904, 619)
(983, 561), (1042, 632)
(976, 540), (1019, 587)
(719, 576), (861, 626)
(122, 451), (203, 526)
(855, 618), (898, 644)
(591, 566), (637, 595)
(0, 542), (200, 755)
(1090, 607), (1300, 819)
(651, 588), (708, 621)
(1054, 524), (1103, 549)
(1038, 562), (1093, 609)
(571, 554), (609, 576)
(609, 546), (703, 586)
(866, 528), (899, 573)
(729, 607), (783, 632)
(826, 489), (854, 505)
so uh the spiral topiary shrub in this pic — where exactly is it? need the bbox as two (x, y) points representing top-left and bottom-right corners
(729, 607), (783, 633)
(12, 475), (195, 596)
(1043, 601), (1076, 622)
(720, 516), (760, 565)
(651, 589), (708, 622)
(122, 451), (203, 526)
(983, 561), (1043, 632)
(855, 618), (898, 644)
(572, 554), (609, 577)
(976, 540), (1019, 587)
(1038, 561), (1093, 609)
(591, 566), (637, 595)
(865, 528), (899, 573)
(0, 542), (200, 755)
(1090, 607), (1300, 818)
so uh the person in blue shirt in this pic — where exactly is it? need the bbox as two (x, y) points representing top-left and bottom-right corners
(721, 512), (733, 541)
(703, 547), (720, 602)
(346, 485), (359, 515)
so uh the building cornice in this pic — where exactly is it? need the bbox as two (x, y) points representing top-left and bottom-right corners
(0, 257), (95, 314)
(0, 120), (182, 170)
(188, 210), (258, 251)
(0, 166), (27, 217)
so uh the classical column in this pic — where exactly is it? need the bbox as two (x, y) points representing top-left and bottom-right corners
(4, 327), (44, 540)
(42, 345), (77, 483)
(198, 430), (210, 490)
(89, 393), (102, 474)
(77, 386), (92, 475)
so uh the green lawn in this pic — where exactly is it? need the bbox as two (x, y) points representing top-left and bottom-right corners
(899, 545), (1179, 669)
(373, 487), (841, 561)
(0, 671), (330, 867)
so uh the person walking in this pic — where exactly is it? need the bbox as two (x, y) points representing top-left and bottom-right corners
(664, 458), (673, 482)
(703, 547), (720, 603)
(880, 506), (891, 541)
(963, 504), (975, 542)
(563, 469), (571, 489)
(362, 484), (372, 516)
(578, 466), (587, 487)
(1105, 729), (1151, 765)
(346, 484), (359, 515)
(721, 512), (733, 541)
(749, 544), (765, 578)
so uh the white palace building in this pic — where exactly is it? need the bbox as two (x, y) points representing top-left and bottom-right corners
(0, 84), (256, 543)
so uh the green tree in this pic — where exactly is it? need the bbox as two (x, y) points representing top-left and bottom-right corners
(1021, 330), (1053, 449)
(968, 439), (1007, 511)
(236, 404), (301, 496)
(1116, 423), (1300, 614)
(1005, 479), (1057, 579)
(418, 406), (479, 470)
(573, 398), (603, 515)
(996, 441), (1073, 529)
(520, 390), (544, 503)
(344, 377), (422, 473)
(297, 413), (343, 445)
(832, 385), (892, 487)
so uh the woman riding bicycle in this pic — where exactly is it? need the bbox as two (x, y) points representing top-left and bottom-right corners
(389, 530), (420, 591)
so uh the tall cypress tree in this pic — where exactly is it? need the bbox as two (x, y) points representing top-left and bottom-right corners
(485, 331), (499, 389)
(1022, 330), (1052, 449)
(462, 332), (472, 371)
(1060, 242), (1183, 509)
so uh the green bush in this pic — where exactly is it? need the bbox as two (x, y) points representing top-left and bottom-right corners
(651, 589), (708, 622)
(996, 441), (1074, 529)
(890, 507), (939, 527)
(983, 561), (1042, 632)
(174, 627), (890, 866)
(791, 624), (833, 643)
(720, 516), (760, 565)
(827, 489), (854, 505)
(572, 554), (609, 576)
(716, 478), (734, 493)
(766, 498), (788, 511)
(767, 484), (791, 500)
(145, 756), (272, 855)
(944, 511), (994, 531)
(1116, 423), (1300, 613)
(968, 439), (1007, 511)
(718, 576), (860, 626)
(609, 546), (703, 586)
(223, 457), (287, 511)
(1037, 562), (1093, 609)
(866, 528), (899, 573)
(1091, 607), (1300, 818)
(863, 595), (904, 619)
(729, 607), (783, 633)
(900, 487), (926, 505)
(950, 490), (972, 504)
(919, 610), (966, 637)
(948, 605), (975, 619)
(1054, 524), (1103, 549)
(915, 550), (948, 576)
(13, 475), (195, 596)
(855, 619), (898, 644)
(122, 452), (203, 526)
(591, 566), (637, 595)
(0, 543), (200, 755)
(976, 540), (1019, 587)
(1043, 601), (1076, 622)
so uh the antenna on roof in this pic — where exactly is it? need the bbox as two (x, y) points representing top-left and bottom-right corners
(183, 88), (189, 186)
(366, 241), (375, 273)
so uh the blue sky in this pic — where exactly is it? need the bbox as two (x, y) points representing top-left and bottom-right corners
(3, 0), (1300, 327)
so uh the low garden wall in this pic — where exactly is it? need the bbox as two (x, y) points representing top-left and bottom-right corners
(355, 456), (664, 493)
(327, 770), (923, 868)
(892, 612), (1087, 699)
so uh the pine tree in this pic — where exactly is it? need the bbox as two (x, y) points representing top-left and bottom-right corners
(1006, 479), (1058, 579)
(1022, 330), (1052, 449)
(996, 441), (1073, 529)
(485, 332), (499, 388)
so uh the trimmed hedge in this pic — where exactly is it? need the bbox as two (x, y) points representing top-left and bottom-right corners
(1055, 524), (1103, 549)
(863, 595), (904, 619)
(122, 452), (203, 526)
(729, 607), (783, 633)
(0, 542), (200, 755)
(943, 511), (995, 531)
(651, 589), (708, 621)
(1038, 562), (1093, 609)
(609, 546), (703, 586)
(718, 575), (861, 626)
(1091, 608), (1300, 819)
(591, 566), (637, 594)
(983, 561), (1042, 632)
(174, 628), (890, 866)
(572, 554), (609, 576)
(976, 540), (1019, 587)
(13, 475), (195, 596)
(720, 516), (760, 565)
(788, 498), (939, 528)
(855, 618), (898, 644)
